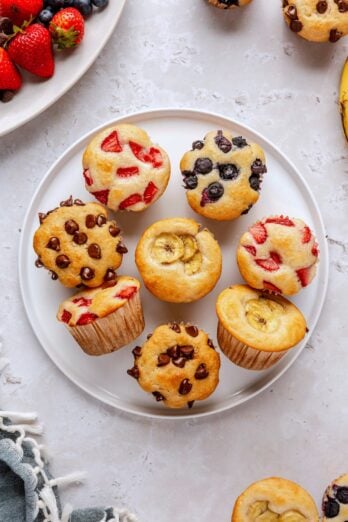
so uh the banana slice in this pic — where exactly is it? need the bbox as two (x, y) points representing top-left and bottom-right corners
(279, 512), (306, 522)
(184, 251), (202, 275)
(340, 58), (348, 142)
(248, 501), (268, 518)
(180, 235), (199, 262)
(256, 512), (279, 522)
(151, 233), (184, 264)
(245, 297), (284, 333)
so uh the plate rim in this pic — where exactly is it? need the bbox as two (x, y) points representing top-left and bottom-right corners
(0, 0), (127, 138)
(18, 107), (329, 420)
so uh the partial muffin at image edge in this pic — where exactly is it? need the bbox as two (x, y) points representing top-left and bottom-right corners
(180, 129), (267, 221)
(135, 217), (222, 303)
(127, 322), (220, 409)
(216, 284), (307, 370)
(322, 473), (348, 520)
(237, 215), (319, 296)
(82, 123), (171, 212)
(232, 477), (319, 521)
(208, 0), (253, 9)
(57, 276), (144, 356)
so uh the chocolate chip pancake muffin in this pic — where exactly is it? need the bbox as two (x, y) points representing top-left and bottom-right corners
(283, 1), (348, 43)
(216, 285), (307, 370)
(57, 276), (144, 356)
(237, 216), (319, 295)
(127, 322), (220, 409)
(180, 130), (267, 221)
(135, 217), (222, 303)
(33, 196), (127, 288)
(208, 0), (252, 8)
(82, 124), (170, 212)
(322, 474), (348, 520)
(232, 477), (319, 521)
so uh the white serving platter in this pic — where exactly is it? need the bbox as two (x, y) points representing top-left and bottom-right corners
(0, 0), (127, 137)
(19, 108), (329, 419)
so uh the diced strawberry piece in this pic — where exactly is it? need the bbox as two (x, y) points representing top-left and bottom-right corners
(200, 188), (211, 207)
(76, 312), (98, 326)
(72, 297), (92, 307)
(117, 166), (139, 177)
(61, 309), (72, 323)
(129, 141), (143, 158)
(256, 257), (280, 271)
(244, 245), (256, 256)
(83, 168), (93, 186)
(312, 243), (319, 257)
(265, 216), (295, 227)
(148, 147), (163, 168)
(129, 141), (163, 168)
(302, 226), (312, 244)
(101, 131), (122, 153)
(296, 267), (312, 287)
(119, 193), (142, 210)
(263, 281), (282, 294)
(143, 181), (158, 204)
(115, 286), (138, 300)
(249, 222), (267, 244)
(270, 251), (282, 264)
(92, 189), (109, 205)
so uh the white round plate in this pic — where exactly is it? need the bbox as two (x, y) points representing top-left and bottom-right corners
(19, 109), (329, 419)
(0, 0), (127, 137)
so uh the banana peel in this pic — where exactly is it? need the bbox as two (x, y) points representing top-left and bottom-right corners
(340, 58), (348, 142)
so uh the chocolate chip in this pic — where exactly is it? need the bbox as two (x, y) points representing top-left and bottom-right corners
(241, 204), (253, 215)
(323, 498), (340, 517)
(194, 157), (213, 175)
(337, 1), (348, 12)
(46, 237), (60, 251)
(35, 258), (43, 268)
(290, 19), (303, 32)
(88, 243), (101, 259)
(127, 366), (140, 380)
(157, 353), (171, 367)
(169, 323), (181, 333)
(283, 0), (289, 6)
(74, 198), (85, 206)
(104, 269), (116, 282)
(179, 379), (192, 395)
(185, 325), (199, 337)
(187, 401), (195, 409)
(152, 391), (165, 402)
(73, 231), (88, 245)
(56, 254), (70, 268)
(215, 131), (232, 153)
(132, 346), (142, 358)
(195, 363), (209, 380)
(1, 90), (15, 102)
(85, 214), (96, 228)
(147, 333), (153, 340)
(336, 487), (348, 503)
(232, 136), (248, 148)
(207, 339), (215, 349)
(286, 5), (298, 19)
(109, 224), (120, 237)
(50, 271), (58, 280)
(64, 220), (79, 235)
(167, 345), (181, 359)
(218, 163), (239, 181)
(60, 195), (73, 207)
(192, 140), (204, 150)
(180, 345), (194, 359)
(172, 356), (186, 368)
(0, 17), (13, 34)
(39, 212), (47, 224)
(329, 28), (342, 42)
(96, 214), (107, 227)
(116, 243), (128, 254)
(251, 158), (267, 175)
(184, 175), (198, 190)
(316, 1), (328, 12)
(80, 267), (95, 280)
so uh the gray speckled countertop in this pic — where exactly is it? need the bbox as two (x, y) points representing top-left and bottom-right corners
(1, 1), (348, 520)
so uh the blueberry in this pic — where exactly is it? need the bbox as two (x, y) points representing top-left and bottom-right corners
(323, 498), (340, 518)
(182, 170), (193, 177)
(184, 176), (198, 190)
(44, 0), (64, 7)
(218, 163), (239, 180)
(73, 0), (93, 16)
(38, 7), (54, 24)
(336, 487), (348, 504)
(215, 131), (232, 153)
(249, 174), (261, 191)
(92, 0), (108, 6)
(207, 182), (224, 201)
(192, 140), (204, 151)
(194, 157), (213, 175)
(232, 136), (248, 148)
(251, 158), (267, 175)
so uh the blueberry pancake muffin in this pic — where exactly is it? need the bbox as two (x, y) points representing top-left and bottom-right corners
(82, 124), (170, 212)
(322, 474), (348, 520)
(232, 477), (319, 521)
(127, 322), (220, 409)
(237, 216), (319, 295)
(135, 217), (222, 303)
(283, 1), (348, 43)
(216, 285), (307, 370)
(180, 130), (267, 221)
(208, 0), (252, 9)
(57, 276), (144, 356)
(33, 196), (127, 288)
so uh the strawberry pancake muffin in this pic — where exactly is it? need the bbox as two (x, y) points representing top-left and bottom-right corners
(82, 124), (171, 212)
(237, 216), (319, 295)
(57, 276), (144, 356)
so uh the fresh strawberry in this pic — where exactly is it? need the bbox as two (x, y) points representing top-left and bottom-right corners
(92, 189), (109, 205)
(249, 222), (267, 244)
(0, 0), (43, 27)
(76, 312), (98, 326)
(256, 257), (280, 271)
(83, 168), (93, 186)
(117, 166), (139, 177)
(129, 141), (163, 168)
(296, 267), (312, 287)
(0, 48), (22, 91)
(119, 193), (142, 210)
(101, 130), (122, 153)
(72, 297), (92, 307)
(312, 243), (319, 257)
(61, 309), (72, 323)
(265, 216), (295, 227)
(302, 226), (312, 243)
(115, 286), (137, 300)
(263, 281), (281, 294)
(8, 23), (54, 79)
(49, 8), (84, 49)
(143, 181), (158, 204)
(244, 245), (256, 256)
